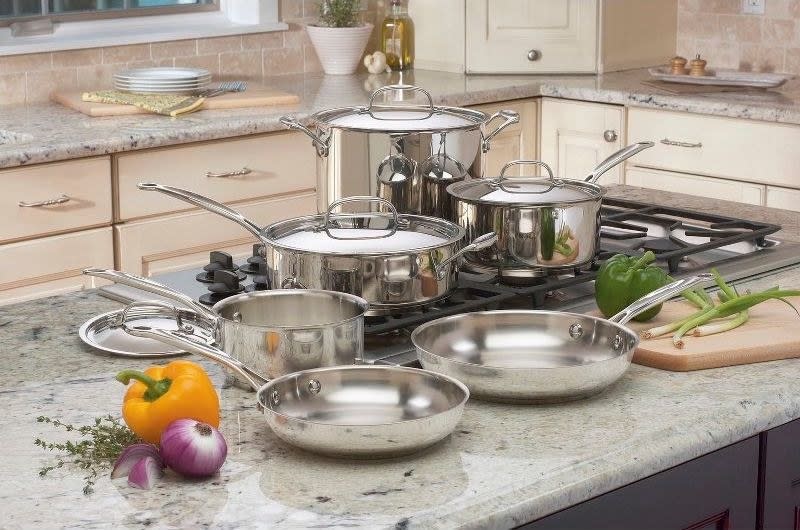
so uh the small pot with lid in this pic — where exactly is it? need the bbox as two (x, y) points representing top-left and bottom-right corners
(280, 84), (519, 217)
(447, 142), (653, 280)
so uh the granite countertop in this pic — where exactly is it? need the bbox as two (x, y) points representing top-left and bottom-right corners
(3, 67), (800, 169)
(4, 189), (800, 529)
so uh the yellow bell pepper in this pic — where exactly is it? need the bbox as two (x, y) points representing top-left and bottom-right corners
(116, 360), (220, 444)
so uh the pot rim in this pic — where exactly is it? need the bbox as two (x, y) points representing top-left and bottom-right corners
(211, 289), (370, 330)
(446, 177), (607, 207)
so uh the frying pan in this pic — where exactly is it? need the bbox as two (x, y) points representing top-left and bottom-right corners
(411, 274), (712, 403)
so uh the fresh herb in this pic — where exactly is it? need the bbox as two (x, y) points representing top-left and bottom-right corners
(34, 415), (140, 494)
(317, 0), (361, 28)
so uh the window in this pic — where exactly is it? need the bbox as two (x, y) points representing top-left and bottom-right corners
(0, 0), (217, 25)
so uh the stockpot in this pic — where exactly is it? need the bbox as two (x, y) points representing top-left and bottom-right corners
(137, 184), (497, 314)
(83, 268), (369, 383)
(447, 142), (654, 281)
(279, 84), (519, 218)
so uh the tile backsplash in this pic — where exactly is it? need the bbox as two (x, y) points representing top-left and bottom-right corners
(677, 0), (800, 74)
(0, 0), (383, 105)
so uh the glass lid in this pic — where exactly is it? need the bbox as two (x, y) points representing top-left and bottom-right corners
(447, 160), (604, 206)
(314, 85), (486, 133)
(264, 197), (464, 255)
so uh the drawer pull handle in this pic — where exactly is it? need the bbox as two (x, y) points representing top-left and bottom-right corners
(18, 194), (71, 207)
(661, 138), (703, 148)
(205, 167), (252, 178)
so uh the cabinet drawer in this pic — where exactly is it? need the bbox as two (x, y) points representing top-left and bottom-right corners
(626, 167), (765, 205)
(115, 192), (317, 276)
(0, 227), (114, 306)
(628, 107), (800, 187)
(0, 157), (112, 244)
(117, 132), (316, 221)
(766, 186), (800, 212)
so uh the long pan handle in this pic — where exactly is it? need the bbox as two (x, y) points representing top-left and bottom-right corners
(584, 142), (654, 183)
(83, 268), (218, 322)
(123, 324), (266, 392)
(608, 273), (713, 325)
(138, 183), (264, 241)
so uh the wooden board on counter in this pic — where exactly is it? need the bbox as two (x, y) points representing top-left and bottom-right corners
(626, 296), (800, 371)
(52, 86), (299, 117)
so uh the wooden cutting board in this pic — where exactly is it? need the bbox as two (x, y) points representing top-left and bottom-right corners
(52, 86), (299, 117)
(624, 296), (800, 371)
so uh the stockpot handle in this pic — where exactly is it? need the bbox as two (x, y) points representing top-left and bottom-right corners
(322, 196), (402, 240)
(367, 84), (435, 119)
(608, 273), (714, 325)
(482, 110), (520, 152)
(83, 268), (218, 322)
(584, 142), (654, 183)
(278, 116), (329, 157)
(433, 232), (498, 280)
(494, 160), (557, 194)
(122, 321), (266, 392)
(138, 183), (264, 241)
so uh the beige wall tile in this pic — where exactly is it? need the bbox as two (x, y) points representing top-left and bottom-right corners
(26, 69), (78, 103)
(197, 36), (242, 54)
(263, 47), (304, 75)
(102, 44), (151, 64)
(0, 53), (51, 74)
(0, 73), (27, 105)
(151, 39), (197, 59)
(220, 50), (262, 78)
(52, 49), (102, 68)
(242, 32), (284, 50)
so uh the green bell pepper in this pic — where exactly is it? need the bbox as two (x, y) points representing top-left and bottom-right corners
(595, 250), (670, 322)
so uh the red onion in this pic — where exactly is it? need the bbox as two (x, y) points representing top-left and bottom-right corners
(127, 456), (163, 490)
(111, 444), (163, 479)
(160, 419), (227, 478)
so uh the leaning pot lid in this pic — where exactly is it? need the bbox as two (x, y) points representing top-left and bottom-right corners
(447, 176), (604, 206)
(263, 211), (465, 255)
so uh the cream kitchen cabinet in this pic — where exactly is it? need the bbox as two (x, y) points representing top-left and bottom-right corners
(470, 99), (537, 177)
(539, 98), (625, 185)
(626, 167), (765, 206)
(114, 192), (317, 277)
(463, 0), (677, 74)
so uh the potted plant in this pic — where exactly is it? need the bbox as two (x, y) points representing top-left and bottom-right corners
(306, 0), (373, 75)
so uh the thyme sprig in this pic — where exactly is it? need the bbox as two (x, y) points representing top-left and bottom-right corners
(34, 415), (140, 494)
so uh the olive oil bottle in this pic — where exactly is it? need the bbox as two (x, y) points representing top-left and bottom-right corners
(381, 0), (414, 70)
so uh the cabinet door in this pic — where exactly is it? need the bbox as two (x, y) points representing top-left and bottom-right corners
(766, 186), (800, 212)
(523, 436), (759, 530)
(539, 98), (624, 185)
(466, 0), (598, 73)
(627, 167), (765, 206)
(115, 193), (316, 276)
(761, 420), (800, 530)
(470, 99), (537, 177)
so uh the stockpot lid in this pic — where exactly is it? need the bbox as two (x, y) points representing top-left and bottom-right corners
(447, 160), (605, 206)
(263, 197), (464, 255)
(313, 85), (487, 133)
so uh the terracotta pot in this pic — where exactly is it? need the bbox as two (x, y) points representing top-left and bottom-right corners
(306, 23), (373, 75)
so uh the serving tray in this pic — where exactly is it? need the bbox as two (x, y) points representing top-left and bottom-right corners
(648, 66), (793, 88)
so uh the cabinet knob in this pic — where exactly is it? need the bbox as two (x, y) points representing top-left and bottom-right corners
(527, 49), (542, 62)
(603, 130), (618, 142)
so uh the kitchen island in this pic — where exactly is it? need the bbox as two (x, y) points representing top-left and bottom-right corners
(3, 188), (800, 529)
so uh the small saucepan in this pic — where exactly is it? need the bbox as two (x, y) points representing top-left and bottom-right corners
(122, 321), (469, 459)
(83, 268), (369, 383)
(411, 274), (712, 403)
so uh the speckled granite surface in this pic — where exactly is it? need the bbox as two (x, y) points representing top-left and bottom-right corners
(3, 195), (800, 529)
(4, 67), (800, 169)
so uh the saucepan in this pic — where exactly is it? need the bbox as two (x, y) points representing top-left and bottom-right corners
(122, 320), (469, 459)
(136, 184), (497, 314)
(83, 268), (369, 382)
(447, 142), (654, 281)
(411, 274), (712, 403)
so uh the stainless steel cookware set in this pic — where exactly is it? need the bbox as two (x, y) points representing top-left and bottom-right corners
(79, 83), (669, 458)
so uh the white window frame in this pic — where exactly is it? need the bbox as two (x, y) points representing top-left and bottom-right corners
(0, 0), (285, 56)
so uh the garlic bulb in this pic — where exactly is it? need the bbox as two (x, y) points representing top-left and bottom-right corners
(364, 51), (391, 74)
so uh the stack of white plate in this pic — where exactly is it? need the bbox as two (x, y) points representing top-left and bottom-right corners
(113, 67), (211, 95)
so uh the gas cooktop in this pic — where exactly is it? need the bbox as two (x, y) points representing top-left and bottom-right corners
(100, 198), (800, 366)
